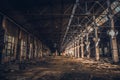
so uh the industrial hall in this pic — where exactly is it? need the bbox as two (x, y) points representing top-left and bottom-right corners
(0, 0), (120, 80)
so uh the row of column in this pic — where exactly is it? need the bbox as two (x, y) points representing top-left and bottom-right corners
(66, 26), (119, 63)
(64, 0), (119, 63)
(0, 15), (51, 64)
(65, 25), (119, 63)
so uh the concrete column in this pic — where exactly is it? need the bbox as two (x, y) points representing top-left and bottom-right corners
(111, 37), (119, 62)
(109, 16), (119, 63)
(33, 37), (35, 59)
(16, 28), (21, 61)
(76, 43), (77, 58)
(95, 27), (100, 61)
(85, 33), (91, 59)
(73, 42), (75, 57)
(79, 39), (81, 58)
(76, 42), (78, 58)
(93, 15), (100, 61)
(0, 16), (4, 64)
(107, 0), (119, 63)
(77, 45), (80, 58)
(80, 37), (84, 58)
(95, 44), (100, 61)
(40, 43), (43, 57)
(72, 45), (74, 57)
(87, 42), (90, 58)
(77, 40), (80, 58)
(73, 43), (75, 57)
(26, 34), (30, 60)
(74, 42), (77, 58)
(67, 48), (69, 56)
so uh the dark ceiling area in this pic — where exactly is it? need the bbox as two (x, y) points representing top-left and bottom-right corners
(0, 0), (113, 52)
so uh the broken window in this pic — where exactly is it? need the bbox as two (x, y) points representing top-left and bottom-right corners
(5, 35), (15, 56)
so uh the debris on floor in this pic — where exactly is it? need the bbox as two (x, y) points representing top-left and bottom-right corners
(1, 56), (120, 80)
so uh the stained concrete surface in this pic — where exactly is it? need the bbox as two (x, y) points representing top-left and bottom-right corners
(1, 56), (120, 80)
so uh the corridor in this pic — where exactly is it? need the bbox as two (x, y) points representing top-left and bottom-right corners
(0, 0), (120, 80)
(1, 56), (120, 80)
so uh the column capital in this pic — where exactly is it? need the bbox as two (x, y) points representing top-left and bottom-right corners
(108, 29), (118, 39)
(80, 44), (84, 46)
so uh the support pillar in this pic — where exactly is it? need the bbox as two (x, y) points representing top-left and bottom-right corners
(16, 28), (21, 61)
(74, 42), (77, 58)
(80, 37), (84, 58)
(41, 43), (43, 57)
(87, 44), (90, 58)
(93, 15), (100, 61)
(77, 40), (80, 58)
(16, 29), (24, 70)
(0, 16), (4, 64)
(107, 0), (119, 63)
(67, 48), (69, 56)
(111, 37), (119, 62)
(72, 45), (74, 57)
(26, 34), (30, 60)
(85, 33), (91, 58)
(101, 43), (105, 56)
(94, 27), (100, 61)
(74, 42), (75, 57)
(76, 42), (78, 58)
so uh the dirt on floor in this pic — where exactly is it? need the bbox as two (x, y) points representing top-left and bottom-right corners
(1, 56), (120, 80)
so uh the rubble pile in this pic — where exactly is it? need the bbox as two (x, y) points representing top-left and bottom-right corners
(1, 56), (120, 80)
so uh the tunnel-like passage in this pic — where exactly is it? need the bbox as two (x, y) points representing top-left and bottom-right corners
(0, 0), (120, 80)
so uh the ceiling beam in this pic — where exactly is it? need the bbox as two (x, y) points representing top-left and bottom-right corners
(61, 0), (79, 46)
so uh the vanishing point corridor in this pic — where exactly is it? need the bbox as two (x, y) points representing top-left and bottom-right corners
(1, 0), (120, 80)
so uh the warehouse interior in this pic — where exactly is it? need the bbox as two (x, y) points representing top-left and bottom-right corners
(0, 0), (120, 80)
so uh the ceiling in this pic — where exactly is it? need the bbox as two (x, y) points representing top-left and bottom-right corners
(0, 0), (114, 52)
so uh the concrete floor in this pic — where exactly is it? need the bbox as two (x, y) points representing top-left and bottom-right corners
(1, 56), (120, 80)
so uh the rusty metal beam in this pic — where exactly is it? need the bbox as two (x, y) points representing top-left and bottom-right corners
(61, 0), (79, 46)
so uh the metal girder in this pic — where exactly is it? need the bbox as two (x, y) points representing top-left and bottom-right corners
(22, 13), (106, 16)
(61, 0), (106, 50)
(61, 0), (79, 46)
